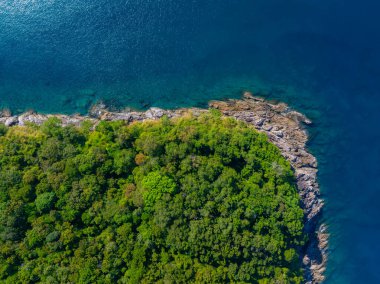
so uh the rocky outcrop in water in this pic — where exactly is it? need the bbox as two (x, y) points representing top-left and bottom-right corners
(0, 93), (327, 283)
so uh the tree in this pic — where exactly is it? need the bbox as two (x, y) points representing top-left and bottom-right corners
(0, 113), (304, 283)
(35, 192), (55, 213)
(141, 171), (176, 208)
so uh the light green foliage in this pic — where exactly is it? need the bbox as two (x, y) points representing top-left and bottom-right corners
(35, 192), (55, 213)
(141, 171), (176, 208)
(0, 113), (305, 283)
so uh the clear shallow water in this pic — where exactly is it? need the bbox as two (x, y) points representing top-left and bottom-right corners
(1, 0), (380, 282)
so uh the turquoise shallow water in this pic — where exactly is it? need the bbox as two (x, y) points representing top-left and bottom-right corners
(1, 1), (380, 282)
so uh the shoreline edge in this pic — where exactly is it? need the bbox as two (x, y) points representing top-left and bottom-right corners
(0, 93), (328, 283)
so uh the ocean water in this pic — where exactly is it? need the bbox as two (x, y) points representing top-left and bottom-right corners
(1, 0), (380, 282)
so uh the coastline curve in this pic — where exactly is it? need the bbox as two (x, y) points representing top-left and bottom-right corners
(0, 93), (328, 283)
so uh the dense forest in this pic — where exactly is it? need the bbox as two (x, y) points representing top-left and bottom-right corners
(0, 112), (305, 283)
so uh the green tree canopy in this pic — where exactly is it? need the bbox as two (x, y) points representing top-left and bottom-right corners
(0, 113), (305, 283)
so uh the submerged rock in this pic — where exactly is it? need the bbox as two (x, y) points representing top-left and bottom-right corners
(89, 101), (108, 118)
(0, 108), (12, 118)
(75, 97), (92, 111)
(78, 88), (96, 97)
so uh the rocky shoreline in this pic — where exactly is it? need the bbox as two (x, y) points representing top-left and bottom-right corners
(0, 93), (327, 283)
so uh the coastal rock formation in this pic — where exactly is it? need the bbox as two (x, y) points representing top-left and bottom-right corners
(0, 93), (327, 283)
(208, 93), (327, 283)
(0, 108), (12, 118)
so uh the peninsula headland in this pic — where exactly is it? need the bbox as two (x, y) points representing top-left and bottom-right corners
(0, 93), (327, 283)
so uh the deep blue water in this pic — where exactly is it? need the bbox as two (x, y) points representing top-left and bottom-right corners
(1, 0), (380, 282)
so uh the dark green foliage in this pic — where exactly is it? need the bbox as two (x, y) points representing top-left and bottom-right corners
(0, 124), (7, 137)
(0, 114), (305, 283)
